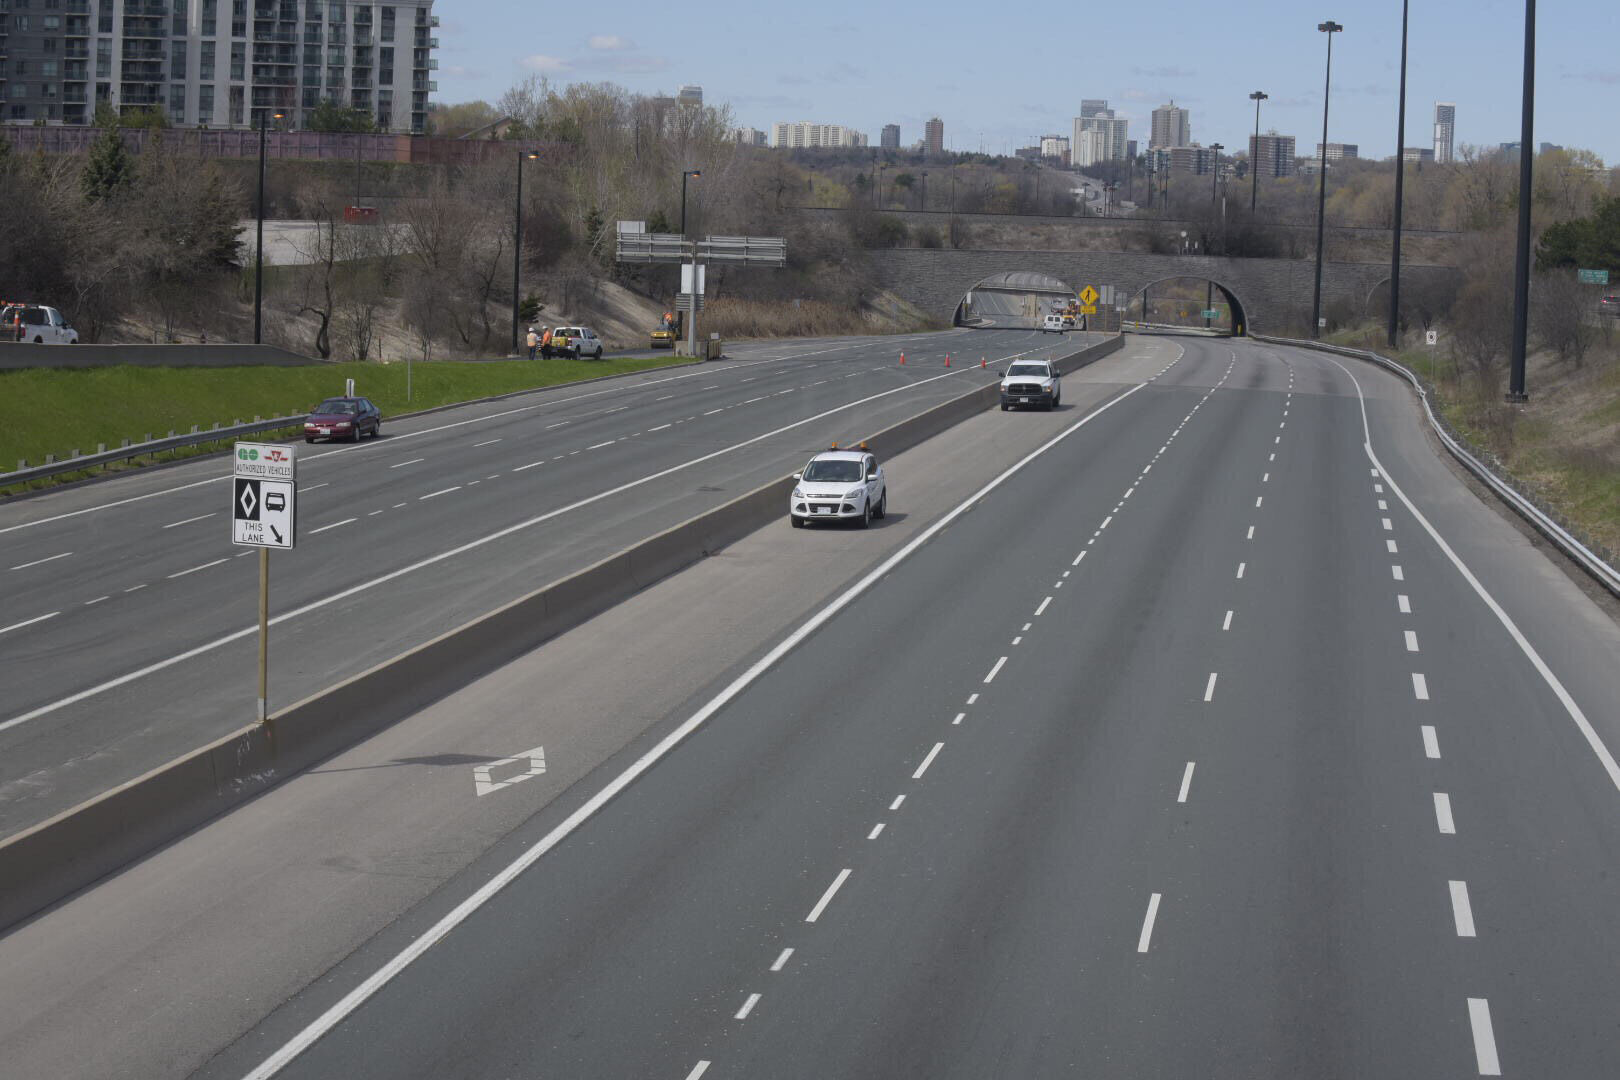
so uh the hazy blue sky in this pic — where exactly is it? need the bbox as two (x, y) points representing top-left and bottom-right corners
(435, 0), (1620, 163)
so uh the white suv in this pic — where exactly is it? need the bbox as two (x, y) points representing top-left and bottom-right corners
(2, 304), (79, 344)
(790, 447), (887, 529)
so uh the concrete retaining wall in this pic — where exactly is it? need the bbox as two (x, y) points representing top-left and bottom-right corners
(0, 334), (1122, 932)
(0, 343), (325, 370)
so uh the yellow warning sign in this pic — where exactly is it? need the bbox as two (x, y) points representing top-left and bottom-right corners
(1079, 285), (1099, 306)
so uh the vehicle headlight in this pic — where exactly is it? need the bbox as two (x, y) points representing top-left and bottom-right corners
(336, 420), (351, 427)
(792, 488), (804, 498)
(847, 487), (866, 501)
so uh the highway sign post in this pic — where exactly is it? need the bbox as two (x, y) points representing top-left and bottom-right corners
(232, 442), (297, 722)
(1577, 269), (1609, 285)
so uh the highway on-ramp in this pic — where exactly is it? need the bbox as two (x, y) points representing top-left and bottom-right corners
(133, 334), (1620, 1079)
(0, 327), (1084, 837)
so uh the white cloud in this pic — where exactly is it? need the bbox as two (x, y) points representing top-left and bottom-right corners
(521, 54), (571, 73)
(588, 34), (634, 51)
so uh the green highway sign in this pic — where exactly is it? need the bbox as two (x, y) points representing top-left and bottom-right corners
(1202, 309), (1220, 319)
(1578, 268), (1610, 285)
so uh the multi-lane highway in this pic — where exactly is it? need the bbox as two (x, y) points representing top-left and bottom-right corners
(0, 327), (1085, 836)
(4, 333), (1620, 1079)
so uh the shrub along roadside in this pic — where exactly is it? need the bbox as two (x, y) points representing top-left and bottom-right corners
(1, 354), (691, 494)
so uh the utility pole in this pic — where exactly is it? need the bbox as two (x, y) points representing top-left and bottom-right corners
(1387, 1), (1411, 349)
(1506, 0), (1536, 402)
(1249, 91), (1268, 212)
(1311, 21), (1343, 339)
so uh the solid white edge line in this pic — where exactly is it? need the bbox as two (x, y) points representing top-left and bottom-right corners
(5, 357), (1053, 734)
(1298, 348), (1620, 790)
(912, 741), (945, 779)
(1449, 880), (1477, 937)
(1467, 998), (1502, 1075)
(1136, 893), (1162, 953)
(1177, 762), (1195, 803)
(805, 869), (853, 923)
(234, 379), (1151, 1078)
(1, 611), (60, 635)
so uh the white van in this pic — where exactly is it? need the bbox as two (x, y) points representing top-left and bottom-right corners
(1042, 313), (1066, 334)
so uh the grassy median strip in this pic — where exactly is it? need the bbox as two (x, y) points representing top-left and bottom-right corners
(0, 354), (690, 493)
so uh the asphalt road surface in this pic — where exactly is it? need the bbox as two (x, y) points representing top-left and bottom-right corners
(6, 333), (1613, 1075)
(113, 333), (1620, 1079)
(0, 327), (1090, 837)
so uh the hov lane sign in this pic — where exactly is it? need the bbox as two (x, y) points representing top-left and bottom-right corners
(233, 441), (297, 549)
(234, 478), (296, 548)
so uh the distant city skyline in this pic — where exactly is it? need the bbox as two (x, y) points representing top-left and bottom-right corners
(432, 0), (1620, 165)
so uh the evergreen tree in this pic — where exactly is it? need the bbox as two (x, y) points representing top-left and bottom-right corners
(81, 119), (133, 203)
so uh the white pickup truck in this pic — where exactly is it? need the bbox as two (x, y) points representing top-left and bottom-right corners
(1000, 358), (1062, 411)
(2, 304), (79, 344)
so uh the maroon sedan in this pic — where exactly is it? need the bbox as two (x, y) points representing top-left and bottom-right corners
(304, 397), (382, 442)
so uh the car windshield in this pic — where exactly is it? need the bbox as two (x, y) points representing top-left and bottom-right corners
(1007, 364), (1050, 377)
(315, 399), (358, 415)
(803, 459), (862, 483)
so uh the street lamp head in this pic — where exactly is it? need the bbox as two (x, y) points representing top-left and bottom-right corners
(1250, 91), (1269, 102)
(1318, 20), (1342, 32)
(684, 169), (701, 179)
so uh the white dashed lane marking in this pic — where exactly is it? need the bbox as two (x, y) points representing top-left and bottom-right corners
(1434, 792), (1457, 834)
(1422, 725), (1441, 758)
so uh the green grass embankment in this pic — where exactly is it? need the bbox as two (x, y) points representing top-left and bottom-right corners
(1, 354), (691, 492)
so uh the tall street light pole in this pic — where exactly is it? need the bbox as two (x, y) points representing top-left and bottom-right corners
(1389, 0), (1410, 349)
(1506, 0), (1537, 402)
(1249, 91), (1268, 212)
(681, 168), (701, 356)
(253, 111), (281, 345)
(1208, 143), (1224, 203)
(1311, 20), (1343, 340)
(511, 149), (538, 355)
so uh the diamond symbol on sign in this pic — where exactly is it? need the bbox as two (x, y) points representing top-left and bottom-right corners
(238, 483), (257, 519)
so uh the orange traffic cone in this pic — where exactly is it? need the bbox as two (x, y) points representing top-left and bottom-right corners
(899, 351), (906, 365)
(980, 356), (987, 368)
(945, 353), (951, 368)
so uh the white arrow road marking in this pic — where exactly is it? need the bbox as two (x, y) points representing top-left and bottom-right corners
(473, 745), (547, 797)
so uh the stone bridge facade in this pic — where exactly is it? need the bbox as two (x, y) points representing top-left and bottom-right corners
(863, 248), (1459, 335)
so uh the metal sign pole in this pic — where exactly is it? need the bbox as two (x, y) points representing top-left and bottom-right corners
(258, 547), (269, 723)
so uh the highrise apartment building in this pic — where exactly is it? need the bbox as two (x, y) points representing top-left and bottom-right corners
(1073, 99), (1127, 163)
(772, 121), (867, 148)
(880, 123), (899, 149)
(1038, 133), (1068, 160)
(924, 115), (943, 155)
(1316, 142), (1358, 161)
(1150, 101), (1190, 149)
(1072, 127), (1106, 168)
(1248, 132), (1296, 177)
(0, 0), (439, 132)
(1432, 101), (1455, 163)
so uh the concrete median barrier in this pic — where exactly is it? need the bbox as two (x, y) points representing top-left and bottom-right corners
(0, 334), (1125, 932)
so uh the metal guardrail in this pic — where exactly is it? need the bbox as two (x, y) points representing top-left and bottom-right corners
(1254, 334), (1620, 599)
(1, 414), (308, 489)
